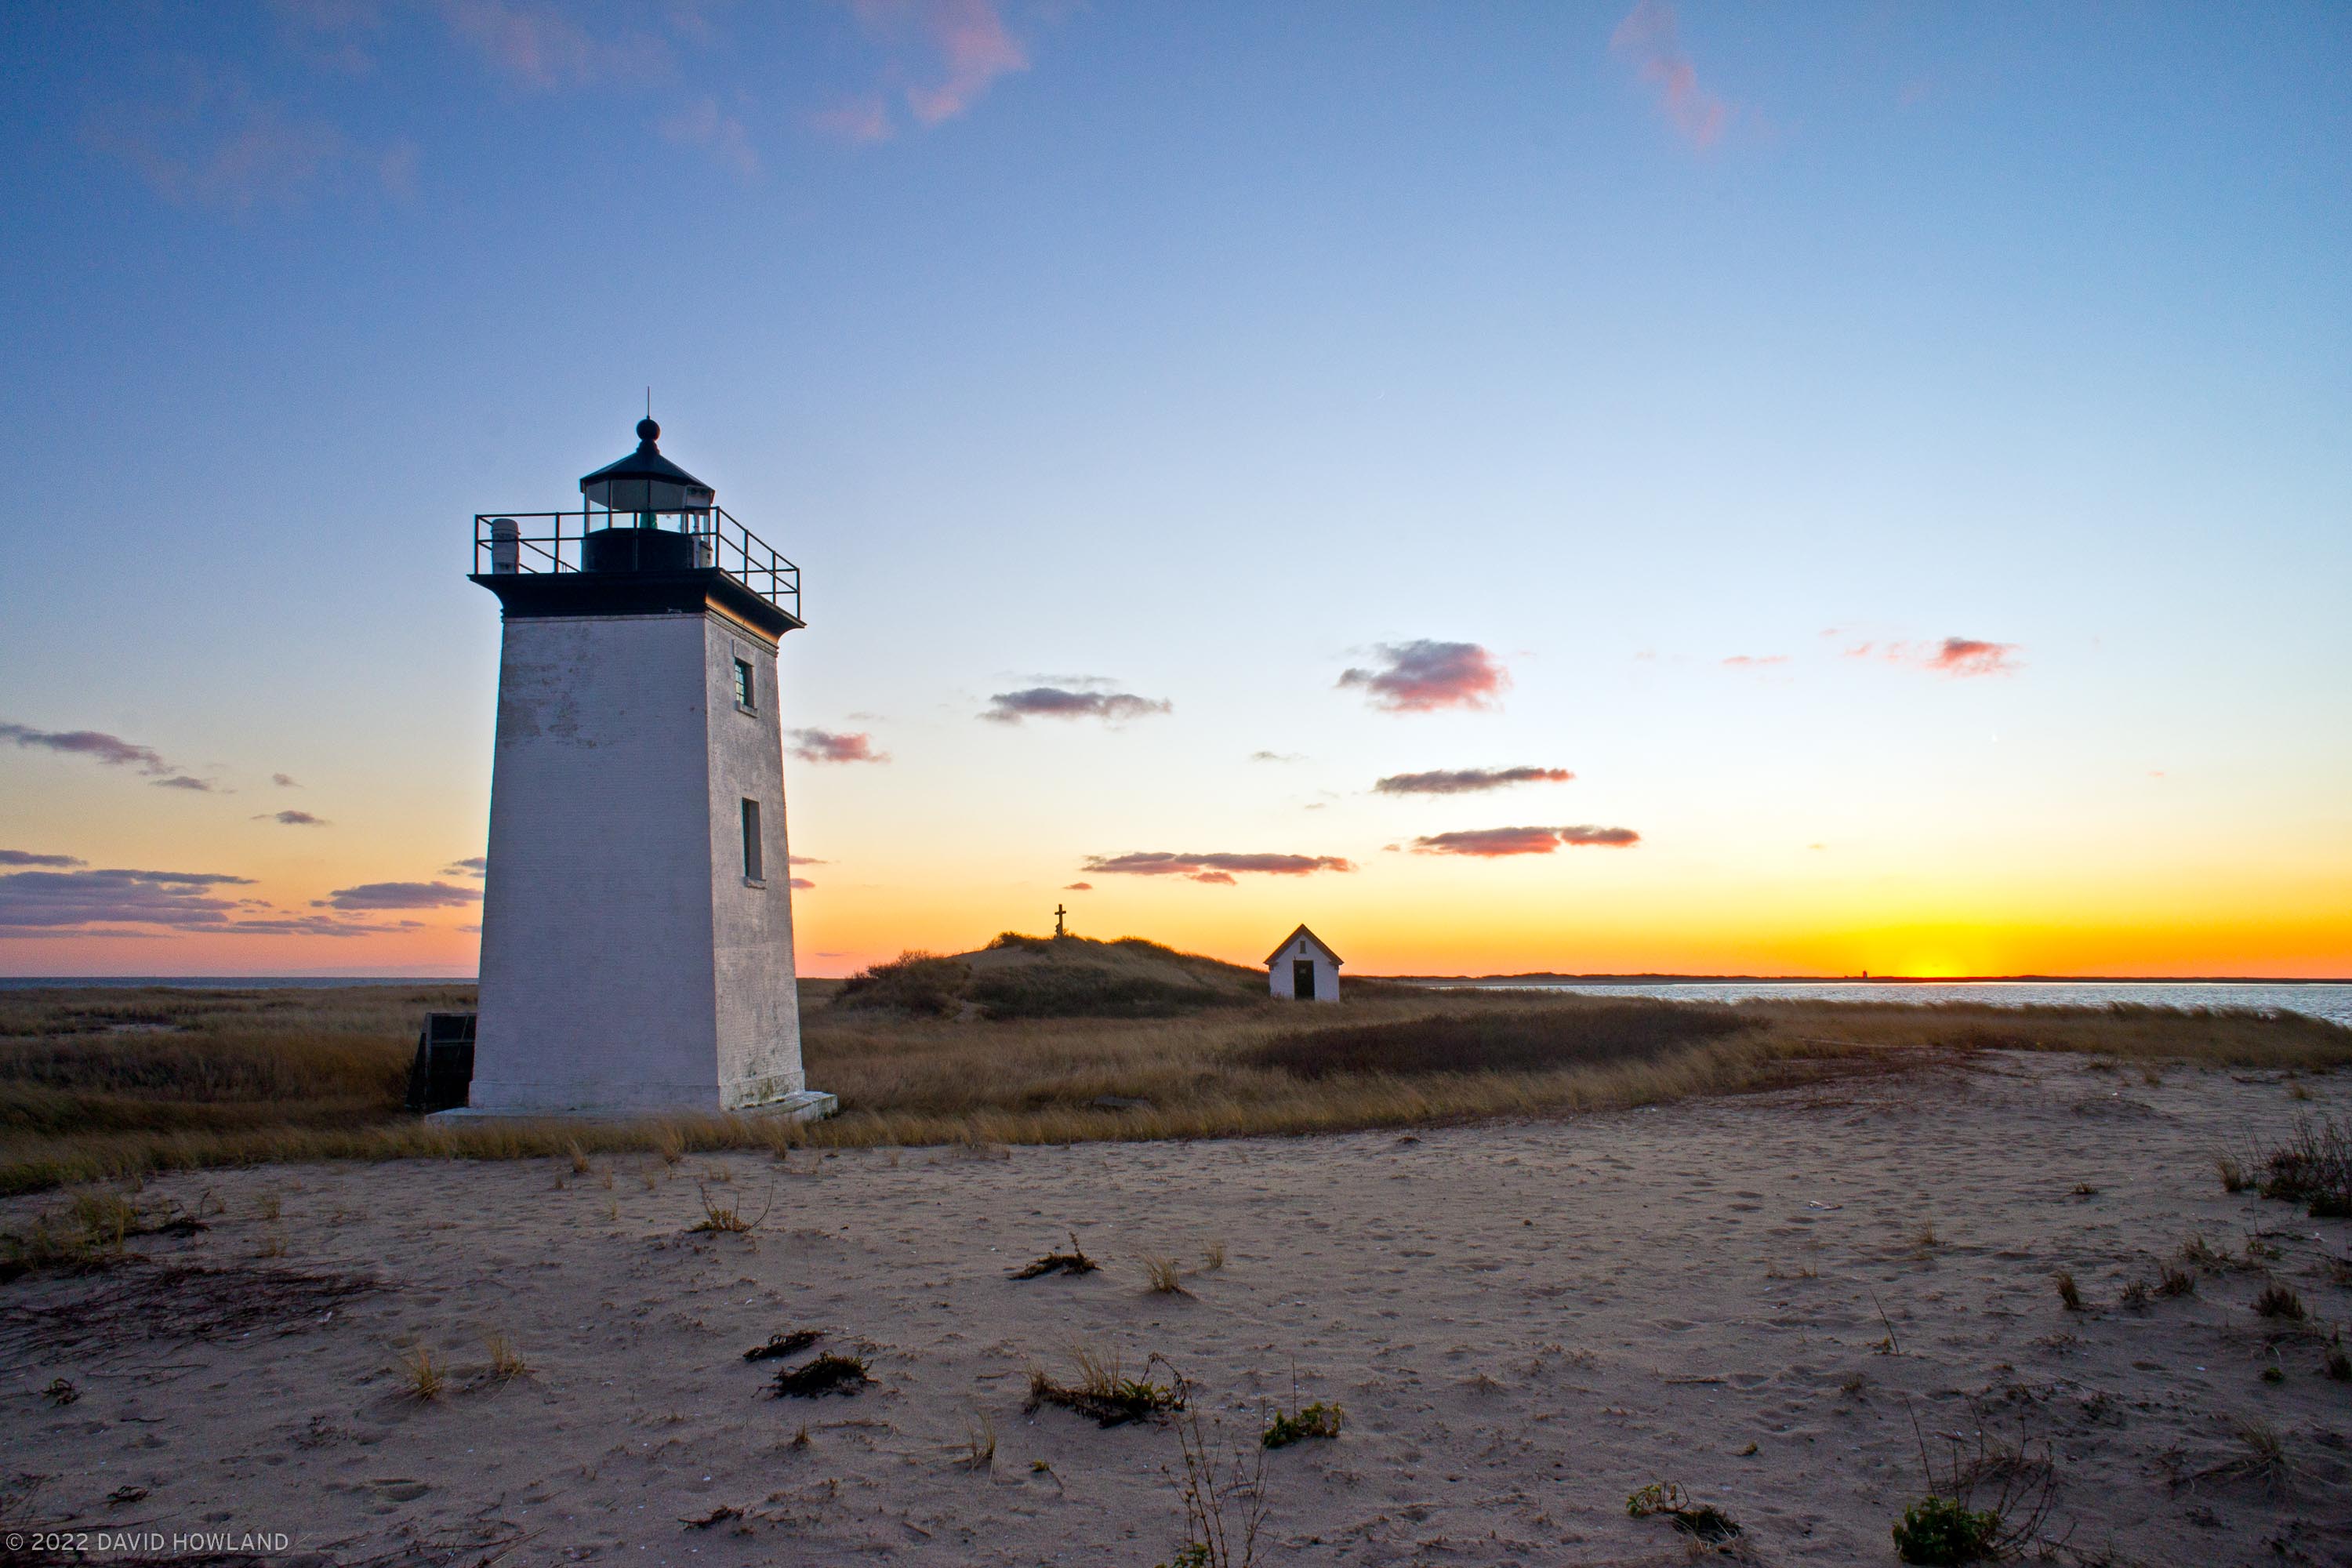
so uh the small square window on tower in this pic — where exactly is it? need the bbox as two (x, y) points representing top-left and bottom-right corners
(732, 657), (755, 710)
(741, 799), (763, 883)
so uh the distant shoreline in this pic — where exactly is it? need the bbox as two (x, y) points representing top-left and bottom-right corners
(1380, 974), (2352, 986)
(3, 972), (2347, 990)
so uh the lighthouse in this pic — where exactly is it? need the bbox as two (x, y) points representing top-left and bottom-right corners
(457, 419), (833, 1120)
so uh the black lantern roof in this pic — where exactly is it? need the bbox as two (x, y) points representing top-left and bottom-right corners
(579, 419), (716, 514)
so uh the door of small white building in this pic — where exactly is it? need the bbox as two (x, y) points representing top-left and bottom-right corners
(1291, 958), (1317, 1000)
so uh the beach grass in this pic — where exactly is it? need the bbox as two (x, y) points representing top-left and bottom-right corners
(0, 980), (2345, 1197)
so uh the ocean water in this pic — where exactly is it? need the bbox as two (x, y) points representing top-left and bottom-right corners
(1438, 980), (2352, 1028)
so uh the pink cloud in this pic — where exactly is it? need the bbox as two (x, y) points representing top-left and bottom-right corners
(1082, 851), (1356, 880)
(1720, 654), (1788, 668)
(1843, 637), (2024, 678)
(1922, 637), (2023, 677)
(1338, 641), (1510, 714)
(1411, 826), (1642, 858)
(1610, 0), (1730, 151)
(834, 0), (1028, 140)
(790, 728), (891, 764)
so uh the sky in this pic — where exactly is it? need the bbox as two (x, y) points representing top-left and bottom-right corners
(1, 1), (2347, 980)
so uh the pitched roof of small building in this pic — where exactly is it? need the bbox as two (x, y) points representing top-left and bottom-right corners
(1264, 924), (1343, 967)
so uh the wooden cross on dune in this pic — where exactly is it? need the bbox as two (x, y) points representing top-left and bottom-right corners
(1054, 903), (1067, 938)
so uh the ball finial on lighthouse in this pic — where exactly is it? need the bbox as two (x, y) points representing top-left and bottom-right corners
(454, 420), (830, 1122)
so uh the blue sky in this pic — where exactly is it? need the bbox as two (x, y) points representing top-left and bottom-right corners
(2, 2), (2347, 976)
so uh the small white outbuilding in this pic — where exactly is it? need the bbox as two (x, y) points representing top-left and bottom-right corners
(1265, 924), (1342, 1003)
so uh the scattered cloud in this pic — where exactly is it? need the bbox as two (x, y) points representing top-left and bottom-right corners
(0, 866), (257, 933)
(438, 0), (668, 90)
(217, 913), (411, 938)
(1410, 826), (1642, 857)
(1249, 750), (1307, 764)
(790, 728), (891, 764)
(789, 877), (816, 890)
(82, 66), (401, 211)
(256, 810), (328, 826)
(1843, 637), (2024, 678)
(1374, 766), (1573, 797)
(1610, 0), (1730, 151)
(1081, 851), (1356, 884)
(1720, 654), (1788, 669)
(811, 93), (893, 143)
(828, 0), (1029, 141)
(1062, 881), (1091, 891)
(0, 721), (172, 775)
(0, 851), (85, 868)
(155, 775), (219, 791)
(1337, 641), (1509, 714)
(272, 773), (301, 788)
(1922, 637), (2023, 677)
(314, 880), (481, 911)
(662, 96), (758, 177)
(444, 856), (488, 878)
(789, 855), (826, 866)
(981, 685), (1171, 726)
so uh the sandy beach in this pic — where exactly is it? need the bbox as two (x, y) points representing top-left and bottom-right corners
(5, 1051), (2349, 1566)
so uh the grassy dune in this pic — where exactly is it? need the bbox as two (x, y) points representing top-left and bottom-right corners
(1, 962), (2347, 1198)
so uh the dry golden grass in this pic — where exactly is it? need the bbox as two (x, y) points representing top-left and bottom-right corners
(482, 1329), (528, 1381)
(398, 1345), (445, 1401)
(0, 982), (2344, 1196)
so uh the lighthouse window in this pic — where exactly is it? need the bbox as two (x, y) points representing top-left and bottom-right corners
(741, 799), (764, 884)
(731, 658), (755, 711)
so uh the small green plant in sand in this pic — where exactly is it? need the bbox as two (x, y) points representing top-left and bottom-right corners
(1893, 1495), (2000, 1565)
(687, 1182), (773, 1236)
(1261, 1402), (1343, 1449)
(1156, 1370), (1266, 1568)
(1625, 1482), (1742, 1544)
(1028, 1347), (1185, 1428)
(772, 1352), (870, 1398)
(1893, 1406), (2055, 1563)
(1009, 1232), (1098, 1279)
(2053, 1272), (2083, 1312)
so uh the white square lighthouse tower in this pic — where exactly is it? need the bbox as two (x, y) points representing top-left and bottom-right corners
(461, 419), (832, 1120)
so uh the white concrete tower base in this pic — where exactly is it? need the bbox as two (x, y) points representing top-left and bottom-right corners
(464, 607), (825, 1117)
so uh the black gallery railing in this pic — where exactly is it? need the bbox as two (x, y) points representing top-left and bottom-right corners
(473, 509), (801, 622)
